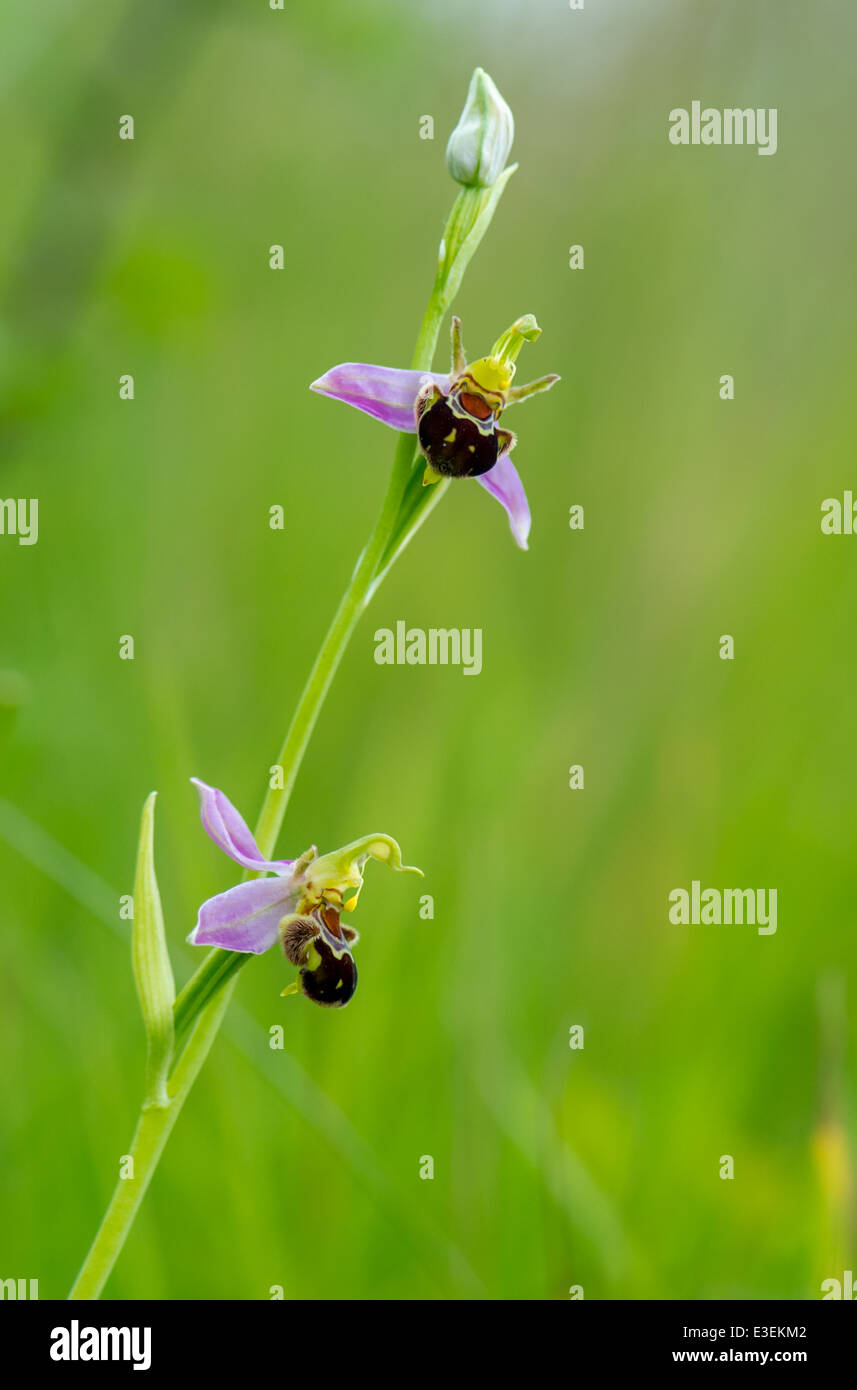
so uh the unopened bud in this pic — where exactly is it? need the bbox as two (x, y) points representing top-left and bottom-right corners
(446, 68), (514, 190)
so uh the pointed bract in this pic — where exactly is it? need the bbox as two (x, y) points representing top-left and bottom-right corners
(132, 792), (175, 1107)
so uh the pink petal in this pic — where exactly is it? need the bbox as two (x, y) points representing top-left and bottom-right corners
(476, 453), (531, 549)
(187, 877), (297, 954)
(191, 779), (293, 875)
(310, 363), (450, 432)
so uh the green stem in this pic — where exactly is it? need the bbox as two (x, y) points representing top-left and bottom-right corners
(172, 946), (249, 1055)
(68, 981), (235, 1300)
(252, 433), (417, 860)
(69, 163), (516, 1299)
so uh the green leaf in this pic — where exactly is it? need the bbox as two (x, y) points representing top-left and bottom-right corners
(131, 792), (175, 1108)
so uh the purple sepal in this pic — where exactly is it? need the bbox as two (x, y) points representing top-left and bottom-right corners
(192, 778), (294, 875)
(187, 877), (298, 954)
(477, 453), (531, 549)
(310, 363), (450, 432)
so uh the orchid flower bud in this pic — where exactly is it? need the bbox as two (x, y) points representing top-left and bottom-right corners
(446, 68), (514, 190)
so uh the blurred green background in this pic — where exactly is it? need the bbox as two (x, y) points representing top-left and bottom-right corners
(1, 0), (855, 1300)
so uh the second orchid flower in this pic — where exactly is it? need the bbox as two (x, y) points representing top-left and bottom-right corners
(187, 779), (421, 1007)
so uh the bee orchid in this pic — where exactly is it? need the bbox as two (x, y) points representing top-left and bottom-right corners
(310, 315), (559, 550)
(187, 779), (421, 1007)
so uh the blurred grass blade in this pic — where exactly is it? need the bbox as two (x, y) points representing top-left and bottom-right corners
(0, 669), (28, 754)
(132, 792), (176, 1108)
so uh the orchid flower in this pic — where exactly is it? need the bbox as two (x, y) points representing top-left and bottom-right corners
(187, 779), (421, 1007)
(311, 314), (559, 550)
